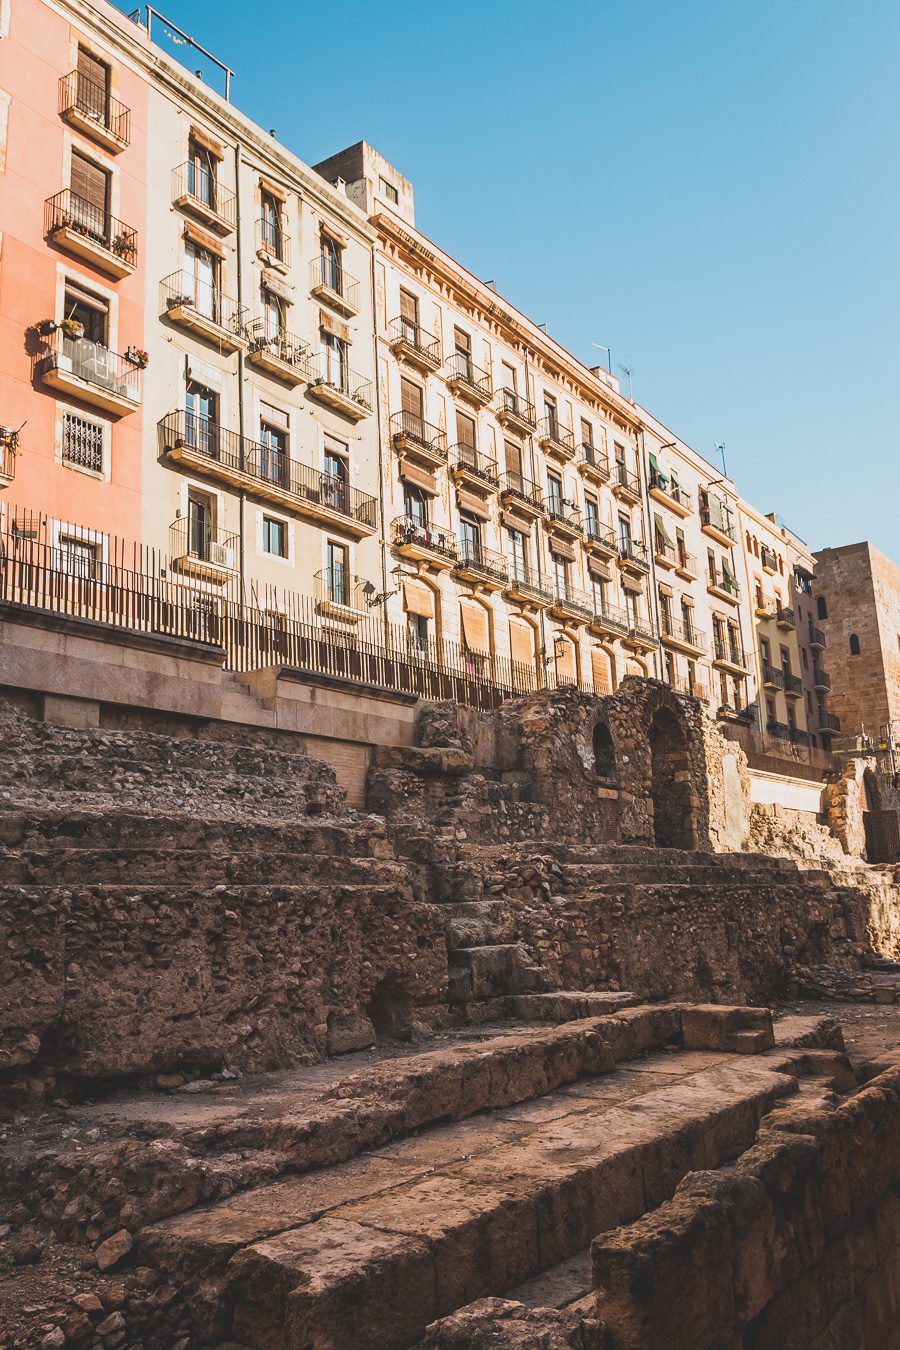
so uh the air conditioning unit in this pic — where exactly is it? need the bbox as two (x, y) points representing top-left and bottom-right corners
(209, 542), (234, 569)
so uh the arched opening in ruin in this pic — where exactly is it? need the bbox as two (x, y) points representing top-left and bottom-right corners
(592, 721), (617, 781)
(648, 706), (696, 849)
(864, 769), (879, 813)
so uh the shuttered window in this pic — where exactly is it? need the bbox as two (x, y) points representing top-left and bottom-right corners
(70, 150), (108, 212)
(504, 440), (522, 476)
(400, 376), (423, 420)
(455, 410), (476, 450)
(76, 46), (109, 120)
(399, 289), (418, 324)
(509, 621), (534, 669)
(555, 637), (577, 685)
(591, 647), (612, 695)
(460, 601), (490, 656)
(402, 579), (434, 618)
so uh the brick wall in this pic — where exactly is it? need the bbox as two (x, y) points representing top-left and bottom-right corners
(814, 542), (900, 737)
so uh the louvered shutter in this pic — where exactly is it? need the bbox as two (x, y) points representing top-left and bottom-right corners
(402, 580), (434, 618)
(77, 47), (108, 119)
(460, 602), (490, 656)
(399, 290), (417, 324)
(591, 647), (612, 694)
(455, 411), (476, 450)
(71, 151), (108, 213)
(509, 620), (533, 668)
(400, 377), (423, 420)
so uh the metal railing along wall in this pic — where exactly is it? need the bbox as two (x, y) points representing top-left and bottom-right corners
(161, 271), (246, 336)
(308, 352), (372, 409)
(172, 161), (237, 226)
(38, 331), (143, 403)
(59, 70), (131, 144)
(45, 190), (138, 266)
(309, 256), (360, 311)
(388, 316), (441, 365)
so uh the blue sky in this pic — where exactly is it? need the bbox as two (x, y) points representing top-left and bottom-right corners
(130, 0), (899, 557)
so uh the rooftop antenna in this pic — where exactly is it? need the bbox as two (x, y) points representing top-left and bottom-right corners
(714, 442), (728, 476)
(617, 363), (633, 401)
(139, 7), (235, 101)
(591, 342), (611, 375)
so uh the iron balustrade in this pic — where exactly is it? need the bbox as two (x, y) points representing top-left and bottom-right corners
(809, 626), (826, 649)
(784, 671), (803, 696)
(777, 606), (796, 627)
(629, 618), (658, 644)
(539, 416), (576, 454)
(710, 570), (741, 598)
(308, 352), (372, 410)
(714, 634), (746, 667)
(0, 437), (16, 482)
(760, 545), (779, 571)
(314, 566), (367, 611)
(505, 563), (553, 603)
(677, 551), (699, 576)
(245, 319), (312, 375)
(451, 442), (499, 485)
(672, 674), (710, 701)
(701, 495), (737, 541)
(169, 517), (239, 570)
(455, 539), (509, 584)
(813, 667), (832, 691)
(388, 316), (441, 366)
(585, 521), (618, 552)
(546, 500), (583, 533)
(58, 70), (130, 145)
(391, 515), (459, 561)
(654, 536), (677, 565)
(819, 712), (842, 733)
(614, 463), (641, 497)
(39, 331), (142, 404)
(578, 443), (610, 477)
(499, 470), (544, 511)
(256, 215), (290, 264)
(618, 539), (650, 569)
(661, 616), (706, 649)
(161, 271), (246, 337)
(551, 583), (594, 619)
(309, 256), (360, 311)
(494, 387), (537, 429)
(592, 601), (630, 634)
(44, 190), (138, 266)
(763, 664), (786, 690)
(390, 410), (447, 458)
(172, 161), (237, 227)
(445, 351), (492, 400)
(649, 469), (693, 512)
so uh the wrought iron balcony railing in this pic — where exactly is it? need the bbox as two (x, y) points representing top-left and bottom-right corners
(545, 500), (583, 533)
(709, 570), (741, 599)
(172, 162), (237, 228)
(308, 352), (373, 411)
(760, 545), (779, 572)
(613, 463), (641, 498)
(390, 409), (447, 459)
(539, 416), (576, 455)
(505, 563), (553, 603)
(44, 189), (138, 267)
(808, 626), (826, 649)
(455, 539), (509, 584)
(551, 583), (594, 620)
(58, 70), (130, 146)
(161, 271), (246, 337)
(445, 351), (492, 401)
(391, 516), (459, 561)
(714, 635), (747, 668)
(660, 616), (706, 649)
(776, 606), (796, 629)
(314, 567), (368, 611)
(578, 443), (610, 477)
(585, 522), (618, 553)
(592, 601), (630, 634)
(819, 712), (842, 734)
(618, 539), (650, 569)
(244, 319), (312, 375)
(763, 664), (786, 690)
(309, 256), (360, 312)
(451, 442), (499, 486)
(499, 470), (544, 511)
(649, 469), (693, 511)
(169, 517), (239, 571)
(676, 551), (699, 577)
(388, 316), (442, 366)
(494, 387), (537, 430)
(701, 496), (737, 542)
(813, 667), (832, 691)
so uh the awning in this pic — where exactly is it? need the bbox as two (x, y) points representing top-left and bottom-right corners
(402, 579), (434, 619)
(398, 460), (438, 494)
(460, 601), (490, 655)
(657, 581), (674, 598)
(654, 513), (675, 549)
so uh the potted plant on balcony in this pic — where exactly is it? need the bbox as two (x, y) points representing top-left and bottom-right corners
(111, 231), (133, 258)
(124, 347), (149, 369)
(33, 319), (58, 337)
(59, 317), (85, 340)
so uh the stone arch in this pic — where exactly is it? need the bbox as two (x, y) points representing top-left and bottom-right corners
(592, 720), (617, 781)
(624, 656), (647, 678)
(508, 613), (540, 692)
(402, 573), (442, 648)
(649, 705), (696, 849)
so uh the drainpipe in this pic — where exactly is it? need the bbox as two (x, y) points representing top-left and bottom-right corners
(524, 351), (549, 688)
(639, 426), (663, 681)
(367, 235), (391, 650)
(233, 141), (247, 595)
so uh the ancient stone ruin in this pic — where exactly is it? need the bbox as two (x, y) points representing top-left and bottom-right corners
(3, 682), (900, 1348)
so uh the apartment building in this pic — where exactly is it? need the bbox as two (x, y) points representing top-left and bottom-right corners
(313, 142), (658, 695)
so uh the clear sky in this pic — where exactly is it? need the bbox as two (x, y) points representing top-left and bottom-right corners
(128, 0), (899, 557)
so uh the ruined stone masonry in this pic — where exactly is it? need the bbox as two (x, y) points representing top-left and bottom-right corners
(3, 682), (900, 1348)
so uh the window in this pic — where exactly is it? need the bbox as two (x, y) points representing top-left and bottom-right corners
(766, 697), (776, 725)
(500, 361), (517, 391)
(584, 494), (599, 534)
(321, 329), (347, 389)
(58, 532), (99, 579)
(69, 149), (109, 239)
(76, 45), (110, 120)
(259, 191), (282, 257)
(544, 394), (558, 436)
(707, 549), (717, 584)
(581, 418), (593, 448)
(658, 589), (672, 631)
(62, 412), (104, 473)
(184, 242), (219, 319)
(404, 485), (428, 525)
(681, 599), (695, 643)
(261, 286), (284, 338)
(185, 382), (217, 454)
(507, 528), (527, 580)
(459, 513), (481, 563)
(617, 514), (632, 550)
(187, 491), (215, 560)
(259, 407), (288, 486)
(399, 288), (419, 341)
(504, 439), (523, 480)
(408, 612), (428, 646)
(379, 175), (399, 204)
(676, 528), (687, 568)
(326, 541), (349, 605)
(262, 516), (287, 557)
(63, 279), (108, 345)
(454, 326), (473, 380)
(400, 375), (423, 430)
(320, 234), (343, 293)
(802, 648), (808, 669)
(552, 552), (569, 596)
(816, 596), (828, 620)
(455, 410), (476, 455)
(546, 471), (563, 512)
(780, 645), (791, 676)
(324, 434), (348, 484)
(188, 136), (217, 208)
(850, 633), (861, 656)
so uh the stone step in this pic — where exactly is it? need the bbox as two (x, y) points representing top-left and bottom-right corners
(448, 944), (547, 1003)
(138, 1044), (801, 1348)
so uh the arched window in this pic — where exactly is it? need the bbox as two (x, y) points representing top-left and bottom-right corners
(592, 722), (616, 779)
(850, 633), (861, 656)
(816, 596), (828, 620)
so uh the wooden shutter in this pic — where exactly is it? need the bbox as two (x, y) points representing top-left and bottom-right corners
(460, 601), (490, 655)
(509, 620), (533, 668)
(70, 151), (108, 211)
(625, 658), (645, 678)
(400, 377), (423, 419)
(77, 46), (108, 103)
(402, 580), (434, 618)
(580, 418), (593, 446)
(454, 326), (471, 355)
(455, 411), (476, 449)
(555, 637), (577, 684)
(591, 647), (612, 694)
(399, 289), (418, 323)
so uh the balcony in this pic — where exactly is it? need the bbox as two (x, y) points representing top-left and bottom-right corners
(245, 320), (312, 387)
(713, 635), (749, 673)
(809, 626), (826, 651)
(388, 317), (442, 373)
(545, 500), (583, 541)
(538, 416), (576, 463)
(58, 70), (130, 152)
(494, 388), (537, 436)
(762, 664), (785, 690)
(255, 217), (290, 271)
(499, 471), (545, 518)
(577, 443), (610, 484)
(672, 674), (711, 702)
(813, 667), (832, 692)
(618, 539), (651, 575)
(161, 272), (246, 353)
(776, 606), (796, 630)
(818, 712), (842, 737)
(169, 518), (238, 582)
(767, 720), (809, 747)
(761, 545), (779, 574)
(309, 257), (360, 317)
(675, 550), (698, 581)
(708, 571), (741, 605)
(755, 591), (776, 618)
(160, 411), (378, 538)
(549, 583), (594, 623)
(306, 353), (373, 421)
(454, 539), (509, 589)
(391, 516), (458, 568)
(660, 616), (707, 654)
(391, 410), (447, 467)
(172, 162), (237, 235)
(0, 437), (16, 489)
(648, 470), (692, 517)
(37, 332), (142, 415)
(584, 522), (618, 559)
(625, 619), (659, 652)
(44, 190), (137, 279)
(654, 537), (677, 570)
(445, 351), (492, 407)
(504, 564), (553, 608)
(784, 672), (803, 698)
(451, 443), (499, 491)
(612, 463), (641, 505)
(590, 601), (630, 638)
(700, 495), (737, 546)
(314, 568), (369, 621)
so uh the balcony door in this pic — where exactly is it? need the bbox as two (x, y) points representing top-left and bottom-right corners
(321, 235), (343, 293)
(400, 376), (423, 438)
(187, 139), (217, 209)
(507, 528), (527, 581)
(459, 514), (481, 565)
(399, 289), (419, 344)
(188, 492), (213, 560)
(321, 330), (346, 390)
(70, 150), (109, 245)
(185, 243), (218, 320)
(185, 382), (217, 458)
(76, 46), (110, 124)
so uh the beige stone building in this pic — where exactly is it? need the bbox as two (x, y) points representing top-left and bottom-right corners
(814, 542), (900, 744)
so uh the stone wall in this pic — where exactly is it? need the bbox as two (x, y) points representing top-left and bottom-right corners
(592, 1063), (900, 1349)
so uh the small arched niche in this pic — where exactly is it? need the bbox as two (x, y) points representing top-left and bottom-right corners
(592, 721), (617, 781)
